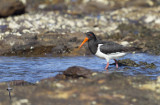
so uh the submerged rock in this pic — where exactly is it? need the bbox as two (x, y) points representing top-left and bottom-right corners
(139, 61), (156, 69)
(118, 59), (139, 67)
(118, 59), (157, 69)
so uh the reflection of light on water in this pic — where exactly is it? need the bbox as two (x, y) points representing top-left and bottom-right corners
(0, 53), (160, 83)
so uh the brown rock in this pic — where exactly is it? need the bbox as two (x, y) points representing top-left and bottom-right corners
(0, 32), (84, 57)
(0, 0), (25, 18)
(63, 66), (93, 78)
(9, 80), (35, 86)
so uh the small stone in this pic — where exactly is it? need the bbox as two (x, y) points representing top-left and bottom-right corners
(132, 98), (137, 102)
(155, 18), (160, 24)
(12, 99), (29, 105)
(120, 41), (129, 46)
(22, 29), (30, 33)
(38, 4), (47, 9)
(5, 31), (10, 35)
(15, 32), (22, 36)
(30, 46), (34, 49)
(19, 0), (27, 5)
(55, 83), (64, 88)
(144, 15), (156, 23)
(68, 21), (75, 27)
(9, 22), (20, 29)
(92, 72), (97, 76)
(77, 21), (83, 27)
(91, 101), (97, 105)
(62, 25), (66, 29)
(24, 21), (33, 28)
(94, 27), (100, 31)
(100, 86), (110, 90)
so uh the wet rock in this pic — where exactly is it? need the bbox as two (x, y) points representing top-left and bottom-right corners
(42, 66), (93, 81)
(145, 63), (156, 69)
(0, 0), (25, 18)
(52, 45), (71, 55)
(63, 66), (93, 78)
(1, 72), (160, 105)
(139, 61), (156, 69)
(0, 32), (83, 56)
(55, 74), (66, 80)
(118, 59), (156, 69)
(118, 59), (139, 67)
(9, 80), (35, 86)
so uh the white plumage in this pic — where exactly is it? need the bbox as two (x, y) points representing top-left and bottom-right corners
(95, 44), (126, 62)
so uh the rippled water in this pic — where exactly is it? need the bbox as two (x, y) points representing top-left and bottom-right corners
(0, 53), (160, 83)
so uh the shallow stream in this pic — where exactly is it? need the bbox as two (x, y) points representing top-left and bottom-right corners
(0, 53), (160, 83)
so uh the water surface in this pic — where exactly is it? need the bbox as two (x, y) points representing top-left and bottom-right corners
(0, 53), (160, 83)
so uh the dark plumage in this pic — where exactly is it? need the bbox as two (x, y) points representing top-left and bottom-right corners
(79, 32), (140, 70)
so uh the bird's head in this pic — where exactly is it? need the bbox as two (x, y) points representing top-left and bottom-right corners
(85, 32), (96, 40)
(79, 32), (96, 49)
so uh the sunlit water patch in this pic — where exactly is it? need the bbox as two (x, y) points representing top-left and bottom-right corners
(0, 53), (160, 83)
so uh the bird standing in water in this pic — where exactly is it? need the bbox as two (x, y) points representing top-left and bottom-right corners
(79, 32), (138, 70)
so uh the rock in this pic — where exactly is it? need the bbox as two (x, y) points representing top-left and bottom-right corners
(9, 80), (34, 86)
(0, 0), (25, 18)
(144, 15), (156, 23)
(139, 61), (156, 69)
(12, 99), (30, 105)
(9, 21), (20, 29)
(0, 31), (86, 56)
(63, 66), (93, 78)
(1, 1), (160, 56)
(118, 59), (139, 67)
(1, 71), (160, 105)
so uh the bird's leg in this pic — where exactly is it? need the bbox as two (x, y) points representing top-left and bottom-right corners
(114, 59), (118, 68)
(105, 62), (109, 70)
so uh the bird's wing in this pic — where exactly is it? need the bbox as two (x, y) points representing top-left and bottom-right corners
(99, 41), (128, 54)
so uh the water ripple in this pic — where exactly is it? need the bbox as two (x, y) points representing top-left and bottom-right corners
(0, 53), (160, 82)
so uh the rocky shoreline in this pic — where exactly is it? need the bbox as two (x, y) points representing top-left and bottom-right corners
(0, 66), (160, 105)
(1, 0), (160, 104)
(1, 1), (160, 56)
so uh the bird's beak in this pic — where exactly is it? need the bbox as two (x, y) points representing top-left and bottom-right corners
(79, 37), (89, 49)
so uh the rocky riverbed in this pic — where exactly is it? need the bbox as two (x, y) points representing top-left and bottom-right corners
(1, 66), (160, 105)
(1, 0), (160, 104)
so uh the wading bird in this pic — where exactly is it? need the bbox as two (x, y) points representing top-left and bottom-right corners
(79, 32), (138, 70)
